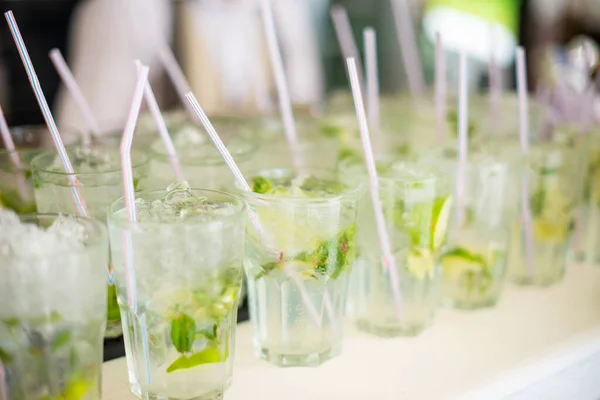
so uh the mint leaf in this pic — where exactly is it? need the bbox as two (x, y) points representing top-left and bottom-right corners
(0, 347), (12, 364)
(51, 331), (71, 352)
(166, 348), (222, 373)
(255, 261), (279, 280)
(170, 313), (196, 354)
(107, 283), (121, 322)
(252, 176), (272, 194)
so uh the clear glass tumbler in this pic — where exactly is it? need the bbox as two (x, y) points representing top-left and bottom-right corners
(108, 185), (246, 400)
(0, 212), (107, 400)
(340, 158), (452, 336)
(242, 168), (360, 366)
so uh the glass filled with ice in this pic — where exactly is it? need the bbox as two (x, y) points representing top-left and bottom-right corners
(508, 142), (580, 285)
(149, 119), (258, 191)
(440, 153), (516, 309)
(107, 182), (246, 400)
(241, 169), (360, 366)
(340, 158), (452, 336)
(0, 210), (107, 400)
(30, 145), (149, 338)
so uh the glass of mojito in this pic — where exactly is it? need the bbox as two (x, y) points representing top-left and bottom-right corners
(107, 182), (246, 400)
(241, 169), (360, 366)
(149, 119), (258, 191)
(0, 210), (108, 400)
(339, 158), (452, 336)
(0, 125), (64, 214)
(30, 145), (149, 339)
(508, 142), (580, 285)
(440, 154), (516, 309)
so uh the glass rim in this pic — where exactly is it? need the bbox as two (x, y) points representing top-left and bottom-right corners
(338, 157), (448, 185)
(149, 131), (259, 166)
(107, 187), (247, 227)
(240, 167), (363, 204)
(0, 148), (41, 171)
(0, 213), (107, 260)
(30, 145), (150, 178)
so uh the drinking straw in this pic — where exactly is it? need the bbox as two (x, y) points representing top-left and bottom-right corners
(390, 0), (425, 97)
(134, 60), (184, 181)
(434, 31), (447, 143)
(346, 57), (403, 322)
(331, 5), (365, 92)
(0, 364), (6, 400)
(456, 52), (468, 228)
(364, 28), (380, 139)
(119, 65), (163, 386)
(157, 41), (196, 117)
(5, 11), (87, 217)
(488, 25), (501, 128)
(516, 46), (535, 276)
(259, 0), (303, 172)
(0, 103), (22, 167)
(49, 48), (101, 144)
(185, 92), (334, 331)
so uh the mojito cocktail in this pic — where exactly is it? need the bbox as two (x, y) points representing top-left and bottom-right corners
(340, 159), (451, 336)
(508, 142), (580, 285)
(108, 183), (246, 399)
(0, 211), (107, 400)
(440, 155), (515, 309)
(31, 145), (149, 338)
(242, 169), (360, 366)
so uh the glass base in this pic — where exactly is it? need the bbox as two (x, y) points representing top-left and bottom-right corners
(511, 274), (564, 287)
(145, 391), (223, 400)
(130, 382), (141, 398)
(256, 344), (340, 367)
(105, 319), (123, 338)
(356, 318), (430, 337)
(442, 297), (499, 310)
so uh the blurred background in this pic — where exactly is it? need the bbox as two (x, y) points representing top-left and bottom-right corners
(0, 0), (599, 135)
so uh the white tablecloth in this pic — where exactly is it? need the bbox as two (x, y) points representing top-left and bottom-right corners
(103, 264), (600, 400)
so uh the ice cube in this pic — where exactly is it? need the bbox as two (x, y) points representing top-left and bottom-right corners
(48, 214), (89, 244)
(0, 207), (20, 225)
(173, 124), (206, 148)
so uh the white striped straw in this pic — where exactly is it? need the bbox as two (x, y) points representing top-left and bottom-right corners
(488, 25), (501, 128)
(5, 11), (88, 217)
(364, 28), (380, 141)
(390, 0), (425, 97)
(456, 52), (469, 228)
(259, 0), (303, 172)
(346, 57), (403, 322)
(157, 42), (196, 117)
(185, 92), (334, 331)
(331, 6), (365, 91)
(516, 46), (534, 276)
(434, 31), (447, 144)
(134, 60), (184, 181)
(49, 48), (100, 145)
(0, 363), (6, 400)
(119, 65), (149, 310)
(0, 102), (21, 167)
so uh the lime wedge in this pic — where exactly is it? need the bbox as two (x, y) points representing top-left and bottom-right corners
(431, 196), (452, 250)
(440, 247), (486, 277)
(406, 248), (435, 280)
(532, 218), (569, 243)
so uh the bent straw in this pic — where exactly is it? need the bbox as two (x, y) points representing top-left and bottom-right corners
(49, 48), (101, 144)
(134, 60), (184, 181)
(331, 6), (365, 92)
(516, 46), (535, 276)
(259, 0), (303, 172)
(119, 64), (152, 385)
(185, 92), (335, 331)
(364, 27), (380, 147)
(157, 41), (196, 117)
(5, 11), (87, 216)
(390, 0), (425, 97)
(346, 57), (403, 322)
(434, 31), (447, 144)
(456, 52), (468, 229)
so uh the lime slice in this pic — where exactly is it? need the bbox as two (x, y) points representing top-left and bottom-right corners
(406, 248), (435, 280)
(532, 218), (569, 243)
(440, 247), (486, 278)
(431, 196), (452, 250)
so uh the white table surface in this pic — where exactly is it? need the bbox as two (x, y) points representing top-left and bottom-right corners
(103, 264), (600, 400)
